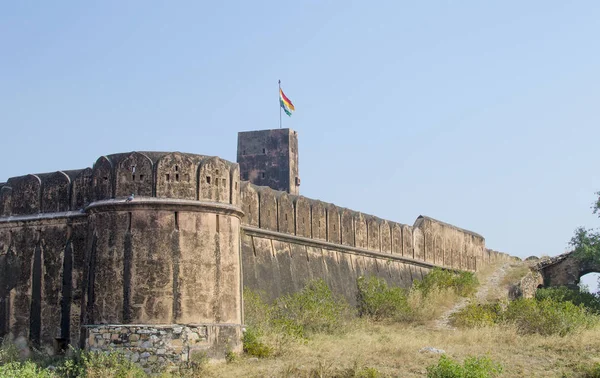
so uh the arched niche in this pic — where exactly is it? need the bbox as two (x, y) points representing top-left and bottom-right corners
(325, 203), (340, 244)
(257, 186), (277, 231)
(71, 168), (93, 210)
(340, 209), (354, 247)
(240, 182), (259, 226)
(41, 171), (71, 213)
(7, 174), (41, 215)
(277, 192), (294, 234)
(0, 186), (12, 217)
(230, 163), (241, 206)
(199, 157), (231, 203)
(354, 213), (367, 249)
(294, 196), (311, 238)
(156, 152), (197, 200)
(114, 152), (153, 198)
(92, 156), (114, 201)
(366, 216), (380, 252)
(310, 200), (326, 241)
(401, 224), (413, 258)
(380, 220), (392, 254)
(391, 222), (402, 254)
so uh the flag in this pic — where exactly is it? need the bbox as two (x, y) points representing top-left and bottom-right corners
(279, 88), (295, 117)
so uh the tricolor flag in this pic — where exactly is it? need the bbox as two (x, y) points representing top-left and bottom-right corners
(279, 88), (295, 117)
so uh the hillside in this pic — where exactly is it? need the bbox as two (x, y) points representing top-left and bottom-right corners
(207, 261), (600, 378)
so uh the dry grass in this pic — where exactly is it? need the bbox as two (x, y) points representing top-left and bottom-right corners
(205, 262), (600, 378)
(207, 322), (600, 377)
(500, 262), (532, 288)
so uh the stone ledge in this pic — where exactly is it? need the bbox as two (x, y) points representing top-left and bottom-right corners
(0, 210), (86, 224)
(85, 197), (244, 218)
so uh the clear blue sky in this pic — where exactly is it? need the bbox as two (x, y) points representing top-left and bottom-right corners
(1, 2), (599, 269)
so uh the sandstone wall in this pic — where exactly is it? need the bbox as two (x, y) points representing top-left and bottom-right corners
(0, 152), (243, 361)
(0, 150), (514, 367)
(239, 183), (512, 301)
(241, 229), (425, 304)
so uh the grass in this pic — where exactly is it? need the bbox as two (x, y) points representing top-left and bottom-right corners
(206, 322), (600, 377)
(4, 262), (599, 377)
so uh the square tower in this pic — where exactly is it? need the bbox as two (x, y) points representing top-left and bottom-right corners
(237, 128), (300, 195)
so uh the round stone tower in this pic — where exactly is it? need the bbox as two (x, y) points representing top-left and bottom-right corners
(81, 152), (243, 368)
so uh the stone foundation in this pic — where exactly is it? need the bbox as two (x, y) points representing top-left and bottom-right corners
(85, 324), (212, 372)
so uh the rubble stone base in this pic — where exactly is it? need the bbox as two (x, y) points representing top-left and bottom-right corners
(85, 324), (211, 372)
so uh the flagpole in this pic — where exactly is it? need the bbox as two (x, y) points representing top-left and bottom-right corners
(278, 79), (282, 129)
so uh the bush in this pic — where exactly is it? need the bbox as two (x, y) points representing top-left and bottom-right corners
(0, 361), (58, 378)
(271, 279), (350, 339)
(242, 327), (273, 358)
(579, 362), (600, 378)
(357, 276), (409, 321)
(426, 355), (503, 378)
(451, 303), (503, 328)
(414, 268), (479, 297)
(504, 298), (597, 336)
(535, 286), (600, 314)
(56, 349), (146, 378)
(242, 280), (350, 357)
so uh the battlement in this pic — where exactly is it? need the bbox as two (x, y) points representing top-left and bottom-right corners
(0, 152), (241, 218)
(239, 182), (492, 270)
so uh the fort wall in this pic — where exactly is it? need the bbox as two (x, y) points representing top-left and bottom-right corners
(0, 149), (512, 370)
(238, 183), (510, 303)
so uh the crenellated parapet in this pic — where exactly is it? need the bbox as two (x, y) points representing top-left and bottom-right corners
(0, 152), (241, 218)
(239, 182), (501, 271)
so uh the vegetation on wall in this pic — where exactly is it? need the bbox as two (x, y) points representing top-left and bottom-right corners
(570, 191), (600, 267)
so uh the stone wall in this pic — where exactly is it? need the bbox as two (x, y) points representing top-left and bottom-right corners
(0, 151), (244, 363)
(241, 227), (426, 304)
(86, 324), (208, 373)
(0, 148), (513, 370)
(239, 183), (511, 274)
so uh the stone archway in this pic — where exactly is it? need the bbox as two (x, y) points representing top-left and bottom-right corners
(536, 252), (600, 289)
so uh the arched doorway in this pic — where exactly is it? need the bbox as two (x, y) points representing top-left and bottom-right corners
(579, 272), (600, 294)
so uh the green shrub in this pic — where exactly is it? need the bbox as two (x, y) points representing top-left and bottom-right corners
(242, 327), (273, 358)
(426, 355), (503, 378)
(504, 298), (597, 336)
(535, 286), (600, 314)
(273, 279), (350, 338)
(56, 349), (146, 378)
(0, 339), (20, 365)
(579, 362), (600, 378)
(357, 276), (409, 321)
(243, 288), (273, 333)
(0, 361), (58, 378)
(244, 280), (349, 341)
(451, 303), (503, 328)
(414, 268), (479, 297)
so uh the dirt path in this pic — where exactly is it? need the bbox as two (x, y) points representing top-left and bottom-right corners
(435, 262), (511, 330)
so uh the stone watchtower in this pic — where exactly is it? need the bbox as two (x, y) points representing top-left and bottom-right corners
(237, 128), (300, 195)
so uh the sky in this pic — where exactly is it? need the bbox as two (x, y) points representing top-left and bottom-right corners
(1, 2), (599, 287)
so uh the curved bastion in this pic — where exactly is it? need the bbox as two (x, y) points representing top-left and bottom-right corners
(0, 151), (244, 367)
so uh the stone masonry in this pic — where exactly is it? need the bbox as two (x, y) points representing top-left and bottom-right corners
(0, 128), (512, 371)
(86, 325), (207, 373)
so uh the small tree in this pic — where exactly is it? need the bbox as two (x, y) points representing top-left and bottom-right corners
(570, 192), (600, 291)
